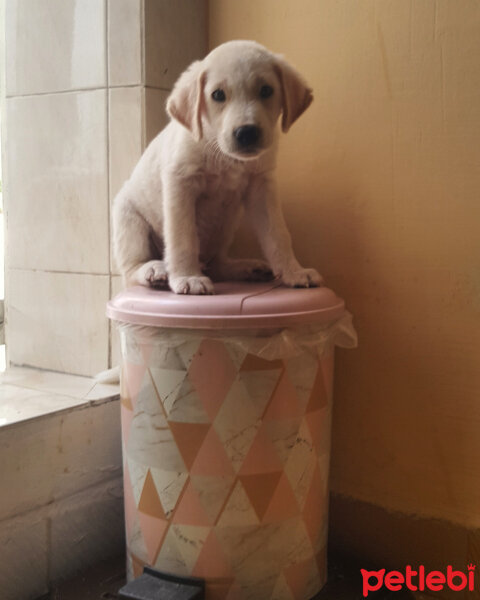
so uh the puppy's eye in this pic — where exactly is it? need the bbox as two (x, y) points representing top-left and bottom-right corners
(211, 89), (226, 102)
(259, 85), (274, 99)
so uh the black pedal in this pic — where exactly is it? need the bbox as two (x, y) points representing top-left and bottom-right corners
(118, 567), (205, 600)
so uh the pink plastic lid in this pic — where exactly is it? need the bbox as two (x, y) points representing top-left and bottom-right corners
(106, 282), (345, 329)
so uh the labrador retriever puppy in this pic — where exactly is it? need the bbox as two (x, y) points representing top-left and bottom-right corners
(113, 40), (323, 294)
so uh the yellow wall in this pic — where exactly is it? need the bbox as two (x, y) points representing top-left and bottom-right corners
(209, 1), (480, 528)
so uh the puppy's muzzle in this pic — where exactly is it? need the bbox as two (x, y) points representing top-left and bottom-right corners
(233, 125), (262, 153)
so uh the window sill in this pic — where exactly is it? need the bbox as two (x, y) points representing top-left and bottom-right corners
(0, 366), (120, 428)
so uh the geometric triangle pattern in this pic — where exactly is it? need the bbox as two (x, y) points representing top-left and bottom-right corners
(171, 524), (210, 572)
(264, 370), (304, 421)
(150, 468), (189, 519)
(239, 425), (284, 475)
(239, 472), (282, 522)
(190, 475), (235, 524)
(284, 556), (321, 600)
(305, 365), (328, 413)
(212, 379), (265, 474)
(271, 572), (295, 600)
(192, 529), (234, 579)
(138, 511), (168, 564)
(154, 525), (188, 576)
(263, 417), (303, 466)
(188, 339), (237, 421)
(190, 427), (235, 478)
(122, 462), (136, 539)
(138, 470), (166, 518)
(149, 366), (187, 419)
(169, 422), (210, 470)
(119, 327), (333, 599)
(263, 473), (299, 523)
(216, 479), (261, 527)
(239, 368), (283, 417)
(172, 480), (211, 526)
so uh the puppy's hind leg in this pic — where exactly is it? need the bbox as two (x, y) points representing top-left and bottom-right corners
(113, 194), (167, 288)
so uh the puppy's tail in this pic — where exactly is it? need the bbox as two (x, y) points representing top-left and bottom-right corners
(95, 365), (120, 384)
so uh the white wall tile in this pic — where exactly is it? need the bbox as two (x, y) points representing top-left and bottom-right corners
(6, 0), (106, 96)
(109, 86), (144, 275)
(108, 0), (142, 86)
(144, 0), (208, 89)
(7, 270), (110, 376)
(6, 90), (109, 273)
(109, 86), (143, 201)
(3, 0), (209, 381)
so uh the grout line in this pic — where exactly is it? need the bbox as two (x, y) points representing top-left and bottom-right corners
(141, 85), (146, 152)
(7, 362), (97, 379)
(5, 83), (170, 100)
(145, 84), (171, 93)
(0, 378), (82, 399)
(0, 365), (115, 401)
(105, 0), (112, 370)
(6, 86), (113, 99)
(141, 0), (146, 87)
(141, 0), (147, 150)
(9, 267), (115, 276)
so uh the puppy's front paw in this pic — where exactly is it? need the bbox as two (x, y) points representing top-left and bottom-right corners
(132, 260), (168, 288)
(145, 261), (168, 287)
(169, 275), (215, 295)
(282, 268), (324, 288)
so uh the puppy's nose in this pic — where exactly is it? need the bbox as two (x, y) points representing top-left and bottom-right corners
(234, 125), (261, 148)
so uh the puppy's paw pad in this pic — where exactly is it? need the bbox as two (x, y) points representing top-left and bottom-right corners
(282, 268), (324, 288)
(170, 275), (215, 295)
(143, 261), (168, 287)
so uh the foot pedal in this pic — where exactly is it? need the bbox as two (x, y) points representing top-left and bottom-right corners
(118, 567), (205, 599)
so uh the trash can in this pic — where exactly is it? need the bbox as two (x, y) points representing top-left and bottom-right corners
(107, 281), (356, 600)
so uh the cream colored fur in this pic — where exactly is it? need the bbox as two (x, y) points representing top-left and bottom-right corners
(113, 40), (323, 294)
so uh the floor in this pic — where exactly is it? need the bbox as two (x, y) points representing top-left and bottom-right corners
(37, 555), (434, 600)
(37, 556), (125, 600)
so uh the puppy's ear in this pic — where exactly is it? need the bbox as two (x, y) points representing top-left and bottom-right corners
(274, 55), (313, 133)
(166, 61), (206, 141)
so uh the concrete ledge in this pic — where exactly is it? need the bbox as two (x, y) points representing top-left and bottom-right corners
(0, 367), (123, 600)
(0, 366), (120, 427)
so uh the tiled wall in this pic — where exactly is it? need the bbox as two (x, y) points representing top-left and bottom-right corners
(3, 0), (208, 377)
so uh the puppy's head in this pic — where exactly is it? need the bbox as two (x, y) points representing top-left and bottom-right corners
(166, 40), (313, 160)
